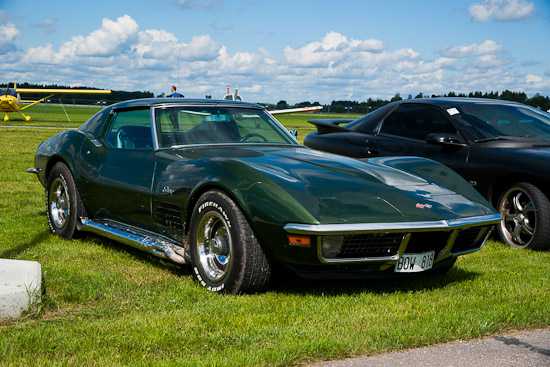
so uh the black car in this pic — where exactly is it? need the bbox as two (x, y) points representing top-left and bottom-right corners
(305, 98), (550, 250)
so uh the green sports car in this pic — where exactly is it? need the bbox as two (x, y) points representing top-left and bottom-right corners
(28, 98), (501, 294)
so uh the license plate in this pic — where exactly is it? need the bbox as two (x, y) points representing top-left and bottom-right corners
(395, 251), (434, 273)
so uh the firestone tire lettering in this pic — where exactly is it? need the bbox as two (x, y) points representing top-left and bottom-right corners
(189, 190), (271, 294)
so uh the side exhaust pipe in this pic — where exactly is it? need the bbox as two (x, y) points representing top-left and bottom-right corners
(80, 218), (189, 264)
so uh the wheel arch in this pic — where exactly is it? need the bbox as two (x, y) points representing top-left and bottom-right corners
(488, 173), (550, 206)
(44, 155), (76, 183)
(183, 183), (253, 242)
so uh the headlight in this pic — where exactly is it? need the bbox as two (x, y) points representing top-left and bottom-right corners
(321, 235), (344, 258)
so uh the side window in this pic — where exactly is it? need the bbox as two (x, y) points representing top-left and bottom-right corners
(104, 109), (153, 149)
(380, 105), (457, 140)
(77, 108), (111, 136)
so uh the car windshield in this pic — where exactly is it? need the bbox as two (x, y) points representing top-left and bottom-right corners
(456, 103), (550, 142)
(154, 106), (298, 148)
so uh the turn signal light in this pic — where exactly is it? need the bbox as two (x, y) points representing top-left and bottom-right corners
(288, 235), (311, 246)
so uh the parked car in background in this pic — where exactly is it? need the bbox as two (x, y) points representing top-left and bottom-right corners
(305, 98), (550, 250)
(28, 98), (501, 293)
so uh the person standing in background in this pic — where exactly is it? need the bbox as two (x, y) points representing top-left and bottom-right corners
(170, 86), (183, 98)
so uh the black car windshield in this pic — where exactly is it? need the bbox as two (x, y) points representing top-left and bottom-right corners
(154, 106), (298, 148)
(456, 104), (550, 142)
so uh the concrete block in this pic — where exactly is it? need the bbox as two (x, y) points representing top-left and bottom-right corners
(0, 259), (42, 319)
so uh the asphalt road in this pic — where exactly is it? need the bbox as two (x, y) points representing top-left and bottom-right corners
(310, 329), (550, 367)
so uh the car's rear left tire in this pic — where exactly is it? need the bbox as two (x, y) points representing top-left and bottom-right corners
(189, 190), (272, 294)
(46, 162), (85, 239)
(496, 182), (550, 250)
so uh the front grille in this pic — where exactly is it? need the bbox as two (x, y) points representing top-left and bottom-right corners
(336, 233), (404, 258)
(451, 226), (490, 254)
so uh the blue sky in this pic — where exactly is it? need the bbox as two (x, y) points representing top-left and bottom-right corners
(1, 0), (549, 103)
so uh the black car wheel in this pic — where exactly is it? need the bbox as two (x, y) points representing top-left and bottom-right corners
(189, 190), (271, 294)
(46, 162), (85, 239)
(497, 182), (550, 250)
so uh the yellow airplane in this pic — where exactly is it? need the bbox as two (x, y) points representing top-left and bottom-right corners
(1, 83), (111, 121)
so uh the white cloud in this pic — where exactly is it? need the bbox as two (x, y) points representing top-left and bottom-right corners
(526, 74), (542, 83)
(36, 18), (56, 34)
(178, 35), (223, 61)
(469, 0), (535, 22)
(472, 54), (506, 68)
(171, 0), (221, 9)
(284, 32), (387, 68)
(6, 16), (549, 103)
(0, 21), (21, 45)
(442, 40), (502, 58)
(75, 15), (138, 56)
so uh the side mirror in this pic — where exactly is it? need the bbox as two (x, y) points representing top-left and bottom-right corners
(426, 133), (465, 146)
(289, 129), (298, 138)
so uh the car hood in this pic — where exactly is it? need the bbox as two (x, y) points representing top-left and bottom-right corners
(172, 145), (495, 224)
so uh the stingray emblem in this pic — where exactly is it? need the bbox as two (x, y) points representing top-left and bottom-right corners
(416, 203), (433, 209)
(162, 186), (175, 195)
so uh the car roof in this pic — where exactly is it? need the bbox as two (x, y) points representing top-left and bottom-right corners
(397, 97), (527, 108)
(109, 98), (265, 110)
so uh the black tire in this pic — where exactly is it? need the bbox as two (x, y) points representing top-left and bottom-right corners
(189, 190), (271, 294)
(45, 162), (85, 239)
(496, 182), (550, 250)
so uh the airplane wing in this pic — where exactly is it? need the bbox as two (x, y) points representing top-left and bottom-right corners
(16, 88), (111, 110)
(17, 88), (111, 94)
(269, 106), (323, 115)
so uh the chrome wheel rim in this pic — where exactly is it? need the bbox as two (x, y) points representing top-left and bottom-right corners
(196, 211), (231, 282)
(499, 187), (536, 248)
(49, 178), (69, 229)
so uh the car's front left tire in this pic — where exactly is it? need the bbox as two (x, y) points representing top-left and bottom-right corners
(189, 190), (272, 294)
(45, 162), (85, 239)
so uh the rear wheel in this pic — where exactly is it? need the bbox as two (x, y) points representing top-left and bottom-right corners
(189, 190), (271, 294)
(496, 182), (550, 250)
(46, 162), (85, 239)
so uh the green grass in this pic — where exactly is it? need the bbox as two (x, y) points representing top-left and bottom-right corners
(1, 124), (549, 366)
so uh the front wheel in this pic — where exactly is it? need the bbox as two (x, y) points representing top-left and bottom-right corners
(45, 162), (85, 239)
(189, 190), (271, 294)
(496, 182), (550, 250)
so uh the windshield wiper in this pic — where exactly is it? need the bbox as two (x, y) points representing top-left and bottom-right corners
(474, 136), (511, 143)
(474, 135), (544, 143)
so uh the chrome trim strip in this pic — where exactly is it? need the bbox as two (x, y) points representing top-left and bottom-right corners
(80, 218), (189, 264)
(284, 213), (502, 235)
(90, 139), (102, 148)
(162, 142), (300, 150)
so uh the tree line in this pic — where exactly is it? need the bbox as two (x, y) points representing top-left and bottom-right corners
(10, 83), (550, 112)
(270, 90), (550, 114)
(11, 82), (154, 104)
